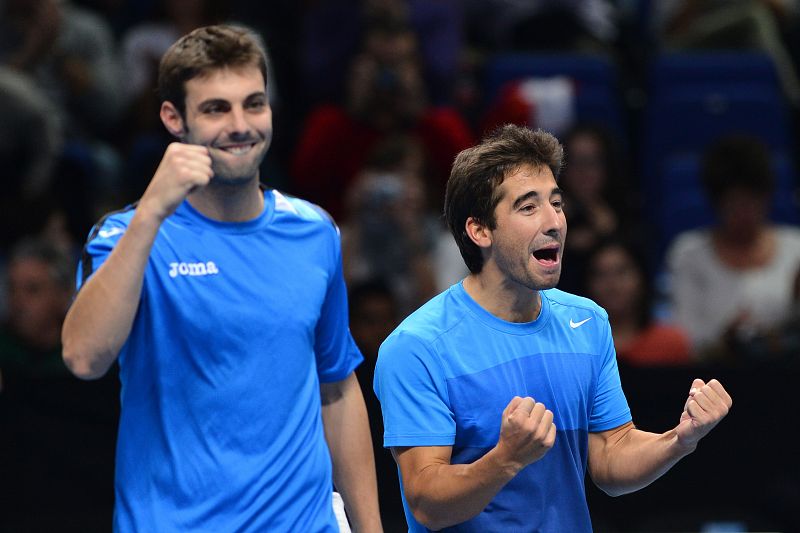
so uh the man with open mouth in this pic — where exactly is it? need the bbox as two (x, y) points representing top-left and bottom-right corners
(374, 124), (732, 532)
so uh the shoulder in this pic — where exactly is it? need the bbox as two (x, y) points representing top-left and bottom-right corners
(379, 288), (467, 360)
(543, 288), (609, 323)
(774, 225), (800, 245)
(85, 204), (138, 244)
(271, 190), (339, 231)
(667, 228), (710, 260)
(394, 289), (463, 342)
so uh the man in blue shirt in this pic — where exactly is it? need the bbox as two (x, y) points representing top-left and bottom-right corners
(62, 25), (382, 532)
(374, 124), (732, 532)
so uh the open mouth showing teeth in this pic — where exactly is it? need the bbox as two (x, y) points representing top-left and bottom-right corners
(219, 143), (255, 155)
(532, 248), (559, 264)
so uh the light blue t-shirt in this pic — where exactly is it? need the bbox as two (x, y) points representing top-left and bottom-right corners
(374, 282), (631, 532)
(78, 189), (363, 532)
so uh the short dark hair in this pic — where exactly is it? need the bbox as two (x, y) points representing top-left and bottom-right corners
(444, 124), (564, 273)
(701, 134), (775, 204)
(158, 24), (268, 117)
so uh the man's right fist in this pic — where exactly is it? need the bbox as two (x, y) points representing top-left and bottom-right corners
(495, 396), (557, 472)
(140, 143), (214, 221)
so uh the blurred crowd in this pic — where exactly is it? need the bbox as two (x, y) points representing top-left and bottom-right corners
(2, 0), (800, 531)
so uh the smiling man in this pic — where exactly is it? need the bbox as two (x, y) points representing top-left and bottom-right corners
(61, 25), (381, 532)
(374, 124), (732, 532)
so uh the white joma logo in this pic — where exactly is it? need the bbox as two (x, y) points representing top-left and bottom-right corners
(169, 261), (219, 278)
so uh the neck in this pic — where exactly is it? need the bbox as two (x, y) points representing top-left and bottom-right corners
(463, 271), (542, 323)
(187, 177), (264, 222)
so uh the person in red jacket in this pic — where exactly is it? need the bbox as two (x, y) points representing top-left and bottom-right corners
(291, 17), (473, 220)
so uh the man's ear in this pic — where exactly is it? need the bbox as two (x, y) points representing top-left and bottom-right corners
(465, 216), (492, 249)
(160, 101), (185, 139)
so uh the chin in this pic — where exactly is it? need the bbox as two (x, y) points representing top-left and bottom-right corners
(212, 163), (262, 184)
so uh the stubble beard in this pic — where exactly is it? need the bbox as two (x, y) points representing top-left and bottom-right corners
(208, 141), (269, 186)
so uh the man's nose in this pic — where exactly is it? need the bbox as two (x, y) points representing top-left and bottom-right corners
(228, 107), (250, 135)
(543, 202), (565, 233)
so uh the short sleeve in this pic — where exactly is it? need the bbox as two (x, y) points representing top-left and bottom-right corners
(76, 216), (130, 290)
(314, 227), (363, 383)
(374, 331), (455, 447)
(589, 321), (632, 432)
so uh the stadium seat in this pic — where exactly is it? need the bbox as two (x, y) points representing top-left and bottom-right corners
(482, 53), (626, 137)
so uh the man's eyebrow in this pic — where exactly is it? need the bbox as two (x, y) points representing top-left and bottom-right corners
(244, 91), (267, 101)
(197, 98), (228, 110)
(512, 191), (539, 210)
(511, 187), (563, 209)
(196, 92), (265, 110)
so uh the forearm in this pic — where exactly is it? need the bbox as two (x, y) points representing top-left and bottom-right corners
(321, 374), (382, 533)
(61, 208), (161, 379)
(398, 447), (518, 530)
(589, 425), (694, 496)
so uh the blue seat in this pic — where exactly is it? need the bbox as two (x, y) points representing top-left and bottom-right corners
(649, 52), (781, 89)
(482, 53), (625, 137)
(642, 51), (795, 257)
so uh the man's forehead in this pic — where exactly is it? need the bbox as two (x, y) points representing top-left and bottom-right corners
(501, 164), (557, 189)
(184, 67), (266, 102)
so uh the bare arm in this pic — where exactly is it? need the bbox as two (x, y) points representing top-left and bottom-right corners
(321, 372), (383, 533)
(393, 396), (556, 530)
(589, 379), (732, 496)
(61, 142), (212, 379)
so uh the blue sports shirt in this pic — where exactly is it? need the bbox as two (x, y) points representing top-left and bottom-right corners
(78, 189), (363, 532)
(374, 282), (631, 532)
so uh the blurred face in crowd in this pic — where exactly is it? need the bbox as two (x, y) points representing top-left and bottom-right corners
(350, 292), (397, 360)
(162, 66), (272, 184)
(715, 186), (770, 243)
(563, 132), (606, 201)
(347, 55), (426, 130)
(587, 244), (641, 320)
(7, 256), (71, 348)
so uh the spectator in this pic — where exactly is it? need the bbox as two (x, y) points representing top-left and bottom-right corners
(461, 0), (618, 53)
(655, 0), (800, 104)
(0, 67), (63, 250)
(557, 124), (639, 294)
(299, 0), (463, 106)
(341, 135), (439, 315)
(0, 239), (73, 391)
(0, 0), (124, 139)
(291, 13), (473, 220)
(120, 0), (228, 107)
(667, 135), (800, 359)
(585, 239), (691, 366)
(349, 279), (407, 533)
(0, 0), (126, 223)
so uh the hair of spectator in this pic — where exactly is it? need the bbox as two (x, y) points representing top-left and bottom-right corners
(701, 134), (775, 203)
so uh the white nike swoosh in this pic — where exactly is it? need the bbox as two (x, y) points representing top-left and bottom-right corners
(569, 317), (592, 329)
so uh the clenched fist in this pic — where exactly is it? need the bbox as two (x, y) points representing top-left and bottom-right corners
(676, 378), (732, 450)
(139, 143), (214, 222)
(494, 396), (557, 473)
